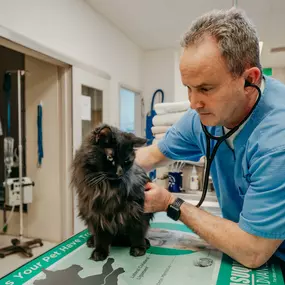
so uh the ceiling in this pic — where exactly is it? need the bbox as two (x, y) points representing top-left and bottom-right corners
(86, 0), (285, 68)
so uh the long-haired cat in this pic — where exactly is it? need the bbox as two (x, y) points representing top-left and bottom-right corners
(70, 124), (153, 261)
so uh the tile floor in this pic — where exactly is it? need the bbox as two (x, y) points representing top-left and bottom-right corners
(0, 234), (57, 278)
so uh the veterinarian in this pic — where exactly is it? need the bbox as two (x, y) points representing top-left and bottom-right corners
(136, 7), (285, 272)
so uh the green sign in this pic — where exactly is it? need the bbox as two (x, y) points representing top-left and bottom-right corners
(263, 68), (272, 76)
(217, 254), (283, 285)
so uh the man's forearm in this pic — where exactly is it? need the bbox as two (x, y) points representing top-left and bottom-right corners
(178, 202), (279, 268)
(135, 145), (170, 172)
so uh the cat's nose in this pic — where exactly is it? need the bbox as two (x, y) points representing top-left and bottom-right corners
(116, 166), (123, 176)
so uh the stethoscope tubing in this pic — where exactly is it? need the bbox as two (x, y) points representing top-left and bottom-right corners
(196, 81), (262, 207)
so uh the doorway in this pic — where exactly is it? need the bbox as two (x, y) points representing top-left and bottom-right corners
(0, 38), (73, 242)
(81, 85), (103, 139)
(72, 66), (110, 234)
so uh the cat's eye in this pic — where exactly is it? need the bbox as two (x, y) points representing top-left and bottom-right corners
(107, 155), (113, 162)
(124, 160), (131, 165)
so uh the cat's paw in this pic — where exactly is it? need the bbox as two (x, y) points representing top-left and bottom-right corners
(87, 236), (95, 248)
(90, 249), (108, 261)
(130, 246), (147, 257)
(145, 238), (151, 249)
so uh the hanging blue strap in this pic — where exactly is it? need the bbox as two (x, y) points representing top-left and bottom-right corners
(3, 73), (12, 137)
(37, 104), (44, 166)
(150, 89), (164, 112)
(145, 89), (164, 146)
(145, 89), (164, 180)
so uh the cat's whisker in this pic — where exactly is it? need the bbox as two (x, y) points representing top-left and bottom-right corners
(89, 176), (106, 187)
(85, 173), (107, 187)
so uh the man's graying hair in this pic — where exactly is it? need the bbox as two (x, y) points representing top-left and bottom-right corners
(181, 8), (262, 77)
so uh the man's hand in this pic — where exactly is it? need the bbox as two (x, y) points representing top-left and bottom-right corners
(135, 144), (170, 172)
(144, 182), (175, 213)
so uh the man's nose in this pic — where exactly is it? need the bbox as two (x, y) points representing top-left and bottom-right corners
(116, 165), (123, 176)
(189, 91), (204, 110)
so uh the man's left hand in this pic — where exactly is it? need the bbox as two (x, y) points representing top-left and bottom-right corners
(144, 182), (175, 213)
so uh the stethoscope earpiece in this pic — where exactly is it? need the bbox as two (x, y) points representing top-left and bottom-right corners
(244, 80), (252, 87)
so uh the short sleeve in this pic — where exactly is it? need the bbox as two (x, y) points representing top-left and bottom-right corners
(238, 147), (285, 239)
(157, 109), (204, 161)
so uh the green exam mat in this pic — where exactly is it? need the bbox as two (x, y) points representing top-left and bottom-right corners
(1, 212), (284, 285)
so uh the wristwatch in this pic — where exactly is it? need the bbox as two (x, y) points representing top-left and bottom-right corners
(167, 197), (185, 221)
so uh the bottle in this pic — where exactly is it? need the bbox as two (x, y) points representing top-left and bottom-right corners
(190, 165), (199, 191)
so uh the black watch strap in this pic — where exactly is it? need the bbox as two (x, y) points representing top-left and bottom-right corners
(172, 197), (184, 208)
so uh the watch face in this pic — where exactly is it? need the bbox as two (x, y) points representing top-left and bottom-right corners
(167, 205), (180, 221)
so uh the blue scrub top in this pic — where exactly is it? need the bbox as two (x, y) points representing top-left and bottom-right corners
(157, 75), (285, 261)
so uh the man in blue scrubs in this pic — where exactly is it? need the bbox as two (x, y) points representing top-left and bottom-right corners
(136, 8), (285, 270)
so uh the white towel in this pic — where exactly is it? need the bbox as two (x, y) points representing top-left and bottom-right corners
(152, 138), (160, 145)
(151, 126), (171, 135)
(154, 101), (189, 115)
(152, 111), (185, 126)
(154, 133), (165, 139)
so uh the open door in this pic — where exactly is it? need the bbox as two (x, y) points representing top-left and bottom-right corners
(72, 66), (110, 234)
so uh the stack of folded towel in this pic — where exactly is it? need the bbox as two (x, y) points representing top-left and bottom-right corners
(151, 101), (189, 144)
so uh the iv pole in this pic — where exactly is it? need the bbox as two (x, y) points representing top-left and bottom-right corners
(17, 70), (24, 240)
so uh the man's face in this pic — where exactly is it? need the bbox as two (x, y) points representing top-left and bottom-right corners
(180, 37), (248, 128)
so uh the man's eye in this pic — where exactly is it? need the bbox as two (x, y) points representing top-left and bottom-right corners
(200, 87), (211, 93)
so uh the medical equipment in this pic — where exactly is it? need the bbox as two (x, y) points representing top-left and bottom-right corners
(196, 80), (262, 207)
(4, 136), (14, 176)
(4, 177), (34, 206)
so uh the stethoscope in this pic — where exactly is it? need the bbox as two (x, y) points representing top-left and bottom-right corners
(196, 80), (262, 207)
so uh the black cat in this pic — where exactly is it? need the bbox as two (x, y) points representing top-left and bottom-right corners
(70, 124), (153, 261)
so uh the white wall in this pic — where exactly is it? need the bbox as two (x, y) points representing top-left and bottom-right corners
(174, 49), (188, 102)
(273, 68), (285, 84)
(143, 48), (188, 116)
(0, 0), (143, 127)
(143, 49), (176, 112)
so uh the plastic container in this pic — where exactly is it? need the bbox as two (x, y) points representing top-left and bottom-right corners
(190, 165), (199, 190)
(168, 172), (183, 192)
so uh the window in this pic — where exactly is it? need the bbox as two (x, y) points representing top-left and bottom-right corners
(119, 87), (143, 136)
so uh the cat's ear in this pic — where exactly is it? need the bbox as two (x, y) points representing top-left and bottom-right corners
(94, 125), (113, 146)
(127, 133), (147, 147)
